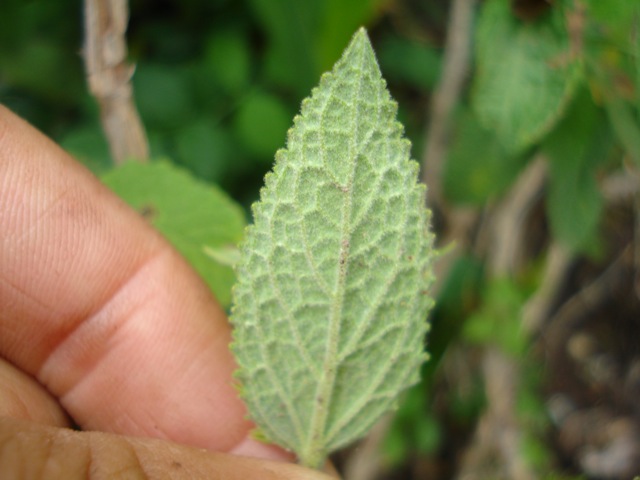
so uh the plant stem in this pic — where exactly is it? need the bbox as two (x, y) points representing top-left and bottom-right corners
(83, 0), (149, 164)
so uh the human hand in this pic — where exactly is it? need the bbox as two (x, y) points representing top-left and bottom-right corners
(0, 105), (336, 479)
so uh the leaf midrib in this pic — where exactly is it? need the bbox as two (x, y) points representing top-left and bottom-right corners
(299, 41), (367, 468)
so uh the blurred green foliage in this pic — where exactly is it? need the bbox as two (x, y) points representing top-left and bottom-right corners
(1, 0), (639, 476)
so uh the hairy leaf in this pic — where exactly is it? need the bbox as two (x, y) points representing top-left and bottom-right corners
(230, 28), (435, 468)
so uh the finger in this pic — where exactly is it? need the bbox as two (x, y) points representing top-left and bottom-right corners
(0, 358), (69, 427)
(0, 106), (279, 458)
(0, 417), (337, 480)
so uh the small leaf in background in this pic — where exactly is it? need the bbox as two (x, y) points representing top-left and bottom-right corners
(248, 0), (322, 95)
(134, 63), (196, 130)
(202, 28), (252, 95)
(463, 278), (529, 356)
(582, 0), (639, 111)
(174, 117), (234, 183)
(0, 38), (84, 105)
(604, 98), (640, 168)
(315, 0), (386, 71)
(585, 0), (639, 48)
(383, 385), (441, 466)
(472, 0), (582, 154)
(146, 130), (172, 161)
(203, 244), (241, 268)
(378, 36), (441, 91)
(443, 109), (529, 205)
(101, 161), (246, 307)
(233, 90), (291, 161)
(231, 28), (435, 468)
(543, 89), (611, 254)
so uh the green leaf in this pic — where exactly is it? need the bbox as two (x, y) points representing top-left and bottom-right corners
(581, 0), (639, 110)
(248, 0), (322, 95)
(231, 28), (435, 468)
(0, 37), (85, 105)
(473, 0), (582, 154)
(377, 36), (441, 91)
(584, 0), (640, 48)
(202, 28), (251, 95)
(174, 117), (234, 183)
(101, 161), (246, 307)
(233, 91), (292, 161)
(383, 385), (441, 465)
(543, 89), (610, 253)
(463, 278), (529, 356)
(443, 109), (529, 205)
(134, 63), (196, 130)
(604, 98), (640, 167)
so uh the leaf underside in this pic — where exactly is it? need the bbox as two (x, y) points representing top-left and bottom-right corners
(230, 28), (434, 468)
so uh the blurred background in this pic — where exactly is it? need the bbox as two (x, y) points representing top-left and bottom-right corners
(1, 0), (639, 478)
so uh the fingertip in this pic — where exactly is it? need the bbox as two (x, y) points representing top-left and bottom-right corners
(231, 435), (295, 462)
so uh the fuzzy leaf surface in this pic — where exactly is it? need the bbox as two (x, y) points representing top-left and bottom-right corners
(230, 28), (434, 468)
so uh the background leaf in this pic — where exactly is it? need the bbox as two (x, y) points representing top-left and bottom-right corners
(231, 29), (435, 468)
(134, 63), (196, 130)
(604, 98), (640, 167)
(174, 117), (235, 183)
(377, 35), (441, 91)
(247, 0), (322, 95)
(543, 89), (611, 253)
(233, 90), (292, 160)
(473, 0), (582, 154)
(202, 27), (252, 95)
(443, 109), (529, 205)
(102, 161), (246, 307)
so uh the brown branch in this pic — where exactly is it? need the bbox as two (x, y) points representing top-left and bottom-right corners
(522, 242), (574, 335)
(635, 191), (640, 301)
(540, 243), (634, 364)
(455, 158), (547, 480)
(486, 156), (547, 276)
(455, 348), (537, 480)
(601, 169), (640, 204)
(84, 0), (148, 164)
(423, 0), (479, 299)
(427, 0), (480, 298)
(524, 168), (640, 335)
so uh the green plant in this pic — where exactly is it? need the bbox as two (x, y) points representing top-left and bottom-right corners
(6, 0), (636, 476)
(95, 25), (434, 469)
(230, 28), (435, 468)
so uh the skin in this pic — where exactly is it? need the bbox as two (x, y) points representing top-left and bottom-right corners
(0, 105), (336, 479)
